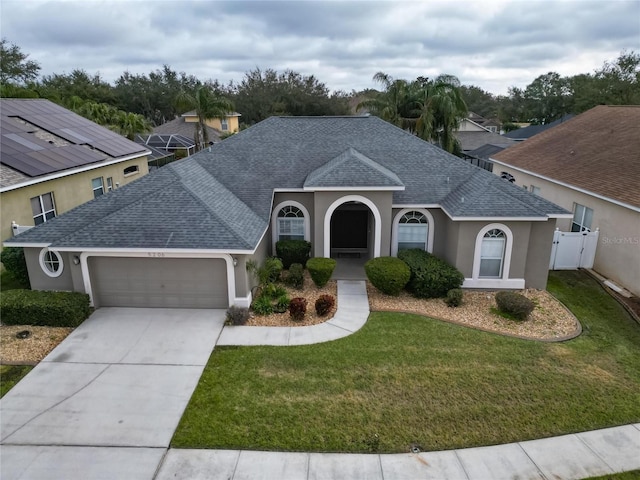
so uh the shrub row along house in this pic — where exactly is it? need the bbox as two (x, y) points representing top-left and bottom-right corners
(4, 115), (570, 309)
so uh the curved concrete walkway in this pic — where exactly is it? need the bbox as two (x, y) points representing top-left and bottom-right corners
(217, 280), (370, 346)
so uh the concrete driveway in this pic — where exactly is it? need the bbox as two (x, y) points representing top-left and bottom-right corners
(0, 307), (225, 480)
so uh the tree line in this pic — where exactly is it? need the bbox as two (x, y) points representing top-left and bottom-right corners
(1, 38), (638, 150)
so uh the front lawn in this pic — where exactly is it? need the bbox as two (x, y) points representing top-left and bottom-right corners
(172, 271), (640, 453)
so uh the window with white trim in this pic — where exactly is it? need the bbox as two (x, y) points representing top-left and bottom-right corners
(571, 203), (593, 232)
(277, 206), (305, 241)
(530, 185), (541, 196)
(92, 177), (104, 198)
(220, 118), (229, 131)
(39, 248), (63, 277)
(397, 211), (429, 251)
(124, 165), (139, 176)
(479, 229), (506, 278)
(106, 177), (113, 192)
(31, 192), (56, 225)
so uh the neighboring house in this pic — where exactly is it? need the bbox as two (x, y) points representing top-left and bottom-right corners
(153, 117), (222, 146)
(5, 116), (570, 309)
(0, 99), (150, 242)
(492, 105), (640, 296)
(463, 143), (514, 172)
(503, 114), (575, 142)
(467, 112), (501, 133)
(135, 133), (195, 164)
(454, 128), (517, 154)
(181, 110), (241, 133)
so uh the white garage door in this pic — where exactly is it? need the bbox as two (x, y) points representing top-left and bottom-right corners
(89, 257), (228, 308)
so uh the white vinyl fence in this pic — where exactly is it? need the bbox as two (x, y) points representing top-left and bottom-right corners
(549, 228), (599, 270)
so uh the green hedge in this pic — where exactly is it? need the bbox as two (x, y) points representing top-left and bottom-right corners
(306, 257), (337, 288)
(397, 249), (464, 299)
(0, 247), (30, 288)
(0, 289), (91, 327)
(365, 257), (410, 296)
(276, 240), (311, 269)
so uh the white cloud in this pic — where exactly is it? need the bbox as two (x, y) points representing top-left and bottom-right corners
(1, 0), (638, 95)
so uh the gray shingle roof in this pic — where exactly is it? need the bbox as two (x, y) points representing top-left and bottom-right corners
(153, 117), (221, 143)
(304, 148), (404, 189)
(7, 116), (568, 250)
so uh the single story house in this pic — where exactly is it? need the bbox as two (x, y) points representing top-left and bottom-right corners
(492, 105), (640, 297)
(5, 116), (571, 309)
(1, 99), (150, 242)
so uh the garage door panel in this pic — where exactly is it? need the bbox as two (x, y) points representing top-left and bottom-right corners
(89, 257), (228, 308)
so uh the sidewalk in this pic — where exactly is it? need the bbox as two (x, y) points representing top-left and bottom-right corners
(154, 424), (640, 479)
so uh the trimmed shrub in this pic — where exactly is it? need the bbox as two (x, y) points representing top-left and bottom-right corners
(365, 257), (410, 296)
(445, 288), (464, 307)
(0, 290), (90, 327)
(252, 294), (274, 316)
(289, 297), (308, 321)
(225, 306), (250, 325)
(495, 291), (535, 321)
(284, 263), (304, 289)
(315, 294), (335, 316)
(0, 247), (30, 288)
(397, 249), (464, 299)
(276, 240), (312, 269)
(306, 257), (337, 288)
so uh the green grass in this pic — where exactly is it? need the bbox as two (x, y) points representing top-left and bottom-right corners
(0, 365), (33, 398)
(172, 271), (640, 453)
(582, 471), (640, 480)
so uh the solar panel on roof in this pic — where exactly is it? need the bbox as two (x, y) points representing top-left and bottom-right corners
(3, 133), (45, 151)
(59, 128), (92, 143)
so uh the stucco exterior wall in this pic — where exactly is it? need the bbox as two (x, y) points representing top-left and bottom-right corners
(184, 115), (240, 133)
(2, 156), (149, 242)
(493, 165), (640, 295)
(24, 248), (76, 292)
(312, 191), (394, 258)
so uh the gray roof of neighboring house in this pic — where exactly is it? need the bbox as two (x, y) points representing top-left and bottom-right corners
(466, 143), (513, 160)
(1, 99), (148, 189)
(504, 114), (575, 140)
(454, 130), (517, 152)
(7, 116), (569, 249)
(153, 117), (221, 143)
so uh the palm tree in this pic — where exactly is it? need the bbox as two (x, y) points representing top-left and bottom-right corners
(356, 72), (415, 129)
(413, 75), (468, 154)
(175, 87), (234, 151)
(115, 111), (151, 140)
(358, 72), (467, 154)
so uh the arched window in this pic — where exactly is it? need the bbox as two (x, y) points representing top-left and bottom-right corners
(479, 229), (506, 278)
(398, 211), (429, 251)
(277, 205), (305, 241)
(39, 248), (64, 278)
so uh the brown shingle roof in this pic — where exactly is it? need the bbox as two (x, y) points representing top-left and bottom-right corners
(492, 105), (640, 209)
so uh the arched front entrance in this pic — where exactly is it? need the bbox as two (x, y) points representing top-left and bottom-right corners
(323, 195), (381, 259)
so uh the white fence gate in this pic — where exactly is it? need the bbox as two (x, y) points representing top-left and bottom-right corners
(549, 228), (599, 270)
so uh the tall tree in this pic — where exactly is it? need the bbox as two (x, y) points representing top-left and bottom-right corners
(594, 50), (640, 105)
(0, 38), (40, 85)
(38, 69), (115, 107)
(358, 72), (467, 154)
(523, 72), (571, 124)
(175, 86), (234, 151)
(459, 85), (498, 118)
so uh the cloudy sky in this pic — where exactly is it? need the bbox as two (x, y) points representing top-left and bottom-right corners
(2, 0), (639, 95)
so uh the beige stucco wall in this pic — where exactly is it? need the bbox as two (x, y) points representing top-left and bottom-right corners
(493, 165), (640, 295)
(1, 157), (149, 242)
(184, 114), (240, 133)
